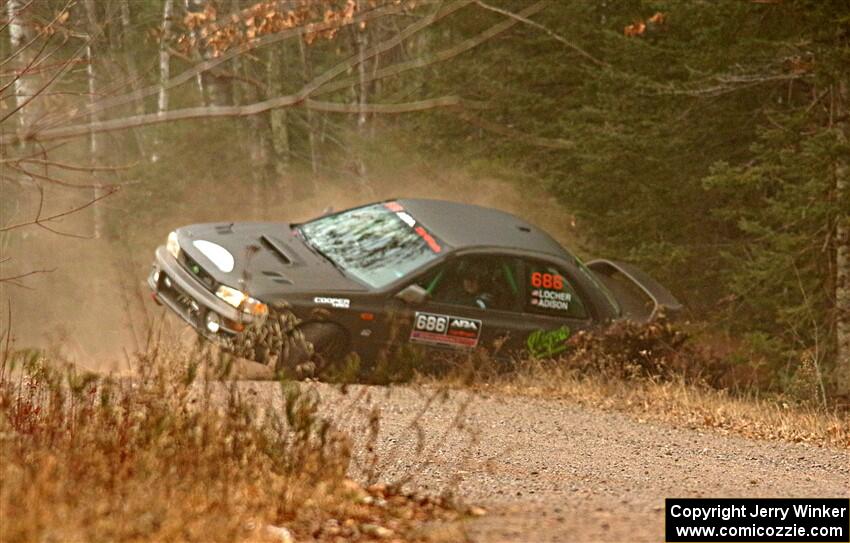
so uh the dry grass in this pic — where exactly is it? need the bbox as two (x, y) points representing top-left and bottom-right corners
(420, 320), (850, 450)
(0, 343), (468, 543)
(447, 364), (850, 449)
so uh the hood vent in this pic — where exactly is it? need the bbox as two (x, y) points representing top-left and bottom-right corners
(261, 270), (293, 284)
(260, 234), (292, 264)
(214, 223), (234, 234)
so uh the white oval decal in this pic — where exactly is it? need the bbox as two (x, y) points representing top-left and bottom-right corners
(193, 240), (235, 273)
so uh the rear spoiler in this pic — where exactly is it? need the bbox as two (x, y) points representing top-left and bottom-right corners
(586, 259), (683, 322)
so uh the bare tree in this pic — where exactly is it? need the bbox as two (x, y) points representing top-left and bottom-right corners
(297, 34), (321, 179)
(5, 0), (41, 130)
(150, 0), (175, 163)
(835, 79), (850, 393)
(118, 0), (149, 157)
(83, 0), (104, 238)
(158, 0), (175, 115)
(119, 0), (144, 116)
(1, 2), (118, 287)
(183, 0), (207, 102)
(354, 0), (369, 131)
(3, 0), (491, 148)
(267, 46), (292, 197)
(1, 0), (563, 234)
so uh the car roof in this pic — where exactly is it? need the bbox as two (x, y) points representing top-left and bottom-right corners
(397, 198), (572, 259)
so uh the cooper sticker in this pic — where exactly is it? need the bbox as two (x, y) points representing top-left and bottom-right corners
(313, 296), (351, 309)
(410, 311), (482, 348)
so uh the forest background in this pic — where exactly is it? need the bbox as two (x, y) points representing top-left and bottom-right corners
(2, 0), (849, 401)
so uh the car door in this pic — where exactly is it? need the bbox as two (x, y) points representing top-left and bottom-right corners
(389, 254), (526, 357)
(511, 257), (596, 358)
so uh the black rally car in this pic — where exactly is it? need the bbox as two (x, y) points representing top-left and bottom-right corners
(148, 199), (681, 367)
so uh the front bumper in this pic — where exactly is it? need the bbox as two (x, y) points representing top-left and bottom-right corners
(148, 245), (256, 338)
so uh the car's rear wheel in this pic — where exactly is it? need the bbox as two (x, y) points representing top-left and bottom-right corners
(277, 322), (349, 379)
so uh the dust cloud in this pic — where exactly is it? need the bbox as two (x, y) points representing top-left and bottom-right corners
(1, 158), (578, 374)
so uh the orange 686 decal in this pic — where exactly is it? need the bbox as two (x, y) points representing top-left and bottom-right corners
(410, 311), (482, 348)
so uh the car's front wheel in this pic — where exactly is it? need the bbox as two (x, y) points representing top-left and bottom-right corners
(278, 322), (349, 378)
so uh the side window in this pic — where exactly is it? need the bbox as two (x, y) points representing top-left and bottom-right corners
(523, 260), (588, 319)
(415, 256), (522, 311)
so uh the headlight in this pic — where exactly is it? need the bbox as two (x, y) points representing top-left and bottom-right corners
(216, 285), (245, 307)
(243, 297), (269, 316)
(215, 285), (268, 316)
(205, 312), (221, 333)
(166, 231), (180, 259)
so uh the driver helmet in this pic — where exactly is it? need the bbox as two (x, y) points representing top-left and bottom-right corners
(458, 260), (489, 282)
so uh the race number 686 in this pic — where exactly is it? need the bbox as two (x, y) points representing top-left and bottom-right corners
(531, 272), (563, 290)
(416, 314), (447, 333)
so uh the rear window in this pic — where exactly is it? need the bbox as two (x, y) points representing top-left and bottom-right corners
(523, 261), (588, 319)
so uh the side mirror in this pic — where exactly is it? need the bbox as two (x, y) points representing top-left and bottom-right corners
(395, 284), (428, 304)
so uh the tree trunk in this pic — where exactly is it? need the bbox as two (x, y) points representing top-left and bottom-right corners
(83, 0), (104, 239)
(355, 19), (369, 130)
(352, 12), (369, 180)
(184, 0), (207, 104)
(119, 0), (144, 111)
(835, 80), (850, 393)
(120, 0), (148, 156)
(86, 43), (98, 158)
(267, 48), (291, 202)
(6, 0), (38, 131)
(152, 0), (174, 162)
(158, 0), (174, 114)
(186, 0), (231, 107)
(233, 40), (272, 212)
(369, 27), (381, 140)
(298, 36), (319, 194)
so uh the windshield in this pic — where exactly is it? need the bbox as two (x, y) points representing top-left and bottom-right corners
(298, 203), (444, 289)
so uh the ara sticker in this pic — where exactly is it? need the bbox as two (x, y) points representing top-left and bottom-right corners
(526, 325), (571, 358)
(383, 201), (404, 212)
(313, 296), (351, 309)
(410, 311), (482, 348)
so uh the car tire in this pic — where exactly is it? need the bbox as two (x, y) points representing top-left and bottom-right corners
(253, 344), (270, 365)
(278, 322), (348, 378)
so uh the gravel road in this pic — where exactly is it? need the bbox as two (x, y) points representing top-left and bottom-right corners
(243, 380), (849, 542)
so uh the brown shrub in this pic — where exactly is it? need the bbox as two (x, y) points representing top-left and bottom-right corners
(0, 345), (352, 542)
(558, 318), (777, 393)
(0, 338), (473, 542)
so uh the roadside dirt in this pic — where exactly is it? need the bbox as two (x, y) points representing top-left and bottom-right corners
(241, 380), (850, 543)
(1, 170), (577, 374)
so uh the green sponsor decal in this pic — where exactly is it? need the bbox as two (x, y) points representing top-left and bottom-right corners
(526, 325), (571, 358)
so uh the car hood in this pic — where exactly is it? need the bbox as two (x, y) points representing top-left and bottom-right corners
(174, 222), (369, 300)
